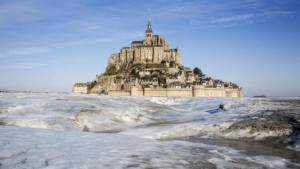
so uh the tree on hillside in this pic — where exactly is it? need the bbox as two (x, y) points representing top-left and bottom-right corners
(193, 67), (203, 76)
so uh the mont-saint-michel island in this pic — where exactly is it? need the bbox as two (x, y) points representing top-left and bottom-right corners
(73, 20), (243, 97)
(1, 0), (300, 168)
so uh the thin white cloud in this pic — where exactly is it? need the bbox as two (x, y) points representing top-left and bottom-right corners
(0, 1), (43, 27)
(211, 14), (255, 24)
(210, 9), (293, 25)
(0, 31), (143, 59)
(263, 10), (293, 18)
(1, 62), (47, 69)
(0, 47), (49, 58)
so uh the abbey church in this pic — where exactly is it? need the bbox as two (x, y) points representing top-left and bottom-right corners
(107, 19), (182, 69)
(73, 19), (243, 97)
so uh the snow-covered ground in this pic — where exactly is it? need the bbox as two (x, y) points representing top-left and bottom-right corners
(0, 92), (299, 169)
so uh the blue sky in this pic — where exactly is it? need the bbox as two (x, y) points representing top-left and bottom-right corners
(0, 0), (299, 96)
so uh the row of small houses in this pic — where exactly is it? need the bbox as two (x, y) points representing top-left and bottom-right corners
(135, 77), (238, 89)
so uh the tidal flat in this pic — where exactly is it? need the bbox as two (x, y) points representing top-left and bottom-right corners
(0, 92), (299, 169)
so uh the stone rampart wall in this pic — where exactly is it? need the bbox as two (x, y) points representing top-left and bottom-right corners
(108, 90), (130, 96)
(166, 88), (192, 97)
(123, 87), (242, 97)
(193, 87), (226, 97)
(130, 87), (144, 96)
(144, 88), (167, 97)
(73, 86), (88, 94)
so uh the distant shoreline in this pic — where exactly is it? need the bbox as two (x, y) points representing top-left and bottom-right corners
(0, 89), (69, 94)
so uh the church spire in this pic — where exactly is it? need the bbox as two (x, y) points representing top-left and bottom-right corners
(145, 17), (152, 33)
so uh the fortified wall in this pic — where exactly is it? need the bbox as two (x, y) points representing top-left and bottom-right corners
(108, 86), (243, 97)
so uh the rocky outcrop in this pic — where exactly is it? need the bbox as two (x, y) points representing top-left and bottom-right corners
(225, 109), (300, 149)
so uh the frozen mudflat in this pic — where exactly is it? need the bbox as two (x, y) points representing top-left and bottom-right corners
(0, 92), (300, 169)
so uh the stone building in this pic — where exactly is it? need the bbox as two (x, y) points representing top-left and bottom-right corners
(72, 83), (89, 94)
(106, 19), (182, 71)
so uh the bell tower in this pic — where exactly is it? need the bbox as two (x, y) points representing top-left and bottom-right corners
(145, 17), (153, 42)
